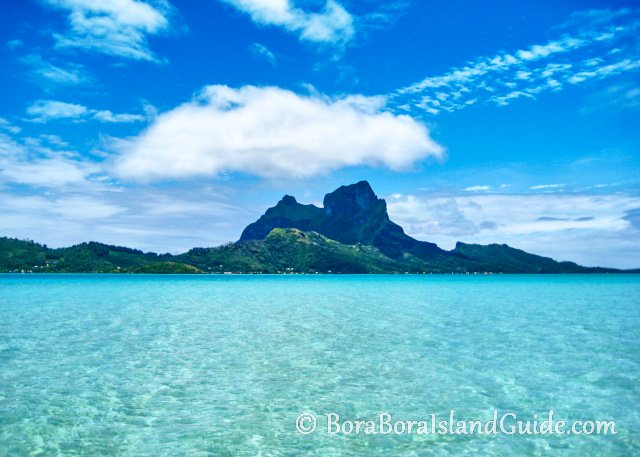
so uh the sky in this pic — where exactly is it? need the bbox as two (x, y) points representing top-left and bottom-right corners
(0, 0), (639, 268)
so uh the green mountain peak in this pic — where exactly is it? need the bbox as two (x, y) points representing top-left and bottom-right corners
(1, 182), (630, 274)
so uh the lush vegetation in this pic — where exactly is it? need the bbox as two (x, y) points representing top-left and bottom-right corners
(0, 231), (620, 275)
(0, 181), (627, 274)
(179, 228), (407, 274)
(0, 238), (191, 274)
(451, 242), (608, 273)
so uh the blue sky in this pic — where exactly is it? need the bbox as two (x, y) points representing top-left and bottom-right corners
(0, 0), (639, 267)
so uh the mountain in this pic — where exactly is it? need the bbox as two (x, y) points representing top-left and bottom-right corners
(238, 181), (618, 273)
(242, 181), (452, 264)
(240, 181), (460, 270)
(0, 181), (629, 274)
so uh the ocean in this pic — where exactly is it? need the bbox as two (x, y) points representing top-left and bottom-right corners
(1, 274), (638, 456)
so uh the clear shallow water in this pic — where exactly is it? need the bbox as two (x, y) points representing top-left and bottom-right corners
(0, 274), (639, 456)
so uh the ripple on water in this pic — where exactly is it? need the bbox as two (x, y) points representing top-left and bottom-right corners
(0, 274), (639, 456)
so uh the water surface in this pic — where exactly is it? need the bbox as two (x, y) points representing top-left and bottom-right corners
(1, 274), (639, 456)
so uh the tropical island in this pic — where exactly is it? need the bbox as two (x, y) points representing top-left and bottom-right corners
(1, 181), (635, 274)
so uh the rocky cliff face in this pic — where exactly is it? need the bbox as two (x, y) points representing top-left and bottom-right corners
(323, 181), (378, 217)
(240, 180), (447, 261)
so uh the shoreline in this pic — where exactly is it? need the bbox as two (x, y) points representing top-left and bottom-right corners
(2, 271), (638, 276)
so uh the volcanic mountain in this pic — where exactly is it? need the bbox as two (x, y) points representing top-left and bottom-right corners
(0, 181), (623, 274)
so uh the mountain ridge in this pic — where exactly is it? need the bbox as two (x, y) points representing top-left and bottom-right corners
(0, 181), (632, 273)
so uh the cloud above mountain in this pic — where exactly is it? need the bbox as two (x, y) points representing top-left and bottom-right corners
(112, 85), (443, 180)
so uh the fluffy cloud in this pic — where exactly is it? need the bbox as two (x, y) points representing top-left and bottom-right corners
(387, 192), (640, 268)
(43, 0), (173, 61)
(26, 100), (145, 123)
(112, 85), (443, 180)
(0, 128), (246, 252)
(221, 0), (354, 45)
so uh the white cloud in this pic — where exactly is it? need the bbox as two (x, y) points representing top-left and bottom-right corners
(20, 53), (89, 85)
(0, 118), (21, 134)
(112, 85), (443, 180)
(36, 62), (85, 84)
(387, 192), (640, 268)
(52, 196), (124, 219)
(43, 0), (173, 61)
(26, 100), (145, 123)
(39, 134), (70, 148)
(93, 110), (146, 123)
(530, 183), (566, 190)
(0, 185), (246, 254)
(0, 132), (98, 188)
(583, 82), (640, 112)
(392, 8), (640, 114)
(464, 185), (490, 192)
(2, 158), (93, 187)
(567, 58), (640, 85)
(492, 91), (536, 106)
(221, 0), (354, 45)
(6, 39), (24, 49)
(27, 100), (88, 122)
(0, 129), (246, 252)
(0, 194), (120, 223)
(249, 42), (276, 65)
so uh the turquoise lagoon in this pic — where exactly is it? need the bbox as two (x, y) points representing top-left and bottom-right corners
(0, 274), (639, 456)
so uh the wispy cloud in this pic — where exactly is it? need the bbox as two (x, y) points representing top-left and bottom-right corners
(0, 186), (248, 253)
(582, 82), (640, 113)
(530, 183), (566, 190)
(6, 39), (24, 50)
(220, 0), (354, 46)
(26, 100), (145, 123)
(249, 42), (276, 65)
(20, 53), (90, 85)
(27, 100), (88, 122)
(93, 110), (146, 123)
(464, 185), (490, 192)
(0, 131), (99, 188)
(0, 118), (21, 135)
(358, 1), (411, 30)
(42, 0), (174, 62)
(391, 8), (640, 114)
(111, 85), (442, 181)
